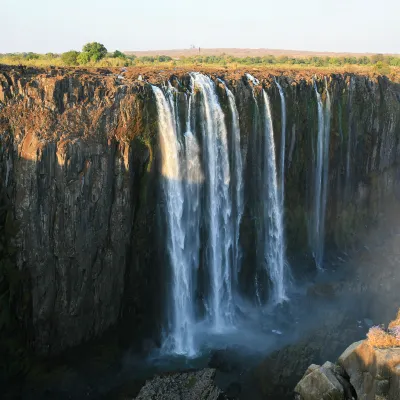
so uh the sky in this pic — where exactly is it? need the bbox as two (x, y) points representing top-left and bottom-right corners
(2, 0), (399, 54)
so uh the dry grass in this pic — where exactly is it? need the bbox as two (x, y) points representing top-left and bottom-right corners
(389, 310), (400, 330)
(367, 309), (400, 348)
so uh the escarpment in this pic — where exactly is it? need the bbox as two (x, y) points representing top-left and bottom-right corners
(0, 65), (400, 371)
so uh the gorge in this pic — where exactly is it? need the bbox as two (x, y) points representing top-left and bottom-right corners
(1, 65), (400, 399)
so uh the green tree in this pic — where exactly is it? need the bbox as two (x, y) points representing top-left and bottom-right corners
(113, 50), (126, 59)
(81, 42), (108, 62)
(61, 50), (80, 66)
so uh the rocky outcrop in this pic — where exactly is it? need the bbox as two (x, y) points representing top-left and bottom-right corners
(134, 368), (226, 400)
(296, 340), (400, 400)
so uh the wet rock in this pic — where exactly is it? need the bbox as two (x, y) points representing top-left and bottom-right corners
(134, 368), (226, 400)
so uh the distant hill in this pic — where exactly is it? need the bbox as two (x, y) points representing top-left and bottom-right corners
(124, 48), (398, 58)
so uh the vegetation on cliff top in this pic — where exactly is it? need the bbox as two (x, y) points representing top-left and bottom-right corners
(1, 42), (400, 79)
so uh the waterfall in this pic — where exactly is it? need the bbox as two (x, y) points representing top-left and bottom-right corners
(224, 83), (244, 286)
(190, 72), (234, 330)
(275, 80), (286, 207)
(152, 85), (196, 356)
(261, 90), (287, 303)
(345, 77), (355, 200)
(312, 80), (331, 270)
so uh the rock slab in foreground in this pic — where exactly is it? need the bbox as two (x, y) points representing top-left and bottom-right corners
(134, 368), (226, 400)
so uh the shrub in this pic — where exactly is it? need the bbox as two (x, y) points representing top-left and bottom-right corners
(77, 51), (91, 65)
(61, 50), (80, 66)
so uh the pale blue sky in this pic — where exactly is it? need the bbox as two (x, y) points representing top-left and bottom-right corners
(2, 0), (399, 54)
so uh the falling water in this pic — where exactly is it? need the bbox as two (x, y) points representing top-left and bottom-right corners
(190, 72), (234, 330)
(345, 77), (355, 200)
(182, 91), (203, 336)
(275, 80), (286, 207)
(224, 83), (244, 285)
(152, 85), (196, 356)
(262, 90), (287, 303)
(312, 80), (331, 270)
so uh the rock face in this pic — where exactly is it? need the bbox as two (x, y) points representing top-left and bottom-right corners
(296, 340), (400, 400)
(0, 66), (161, 356)
(0, 65), (400, 363)
(134, 368), (226, 400)
(338, 341), (400, 400)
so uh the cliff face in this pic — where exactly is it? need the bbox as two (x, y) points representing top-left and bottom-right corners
(1, 66), (400, 361)
(0, 67), (160, 356)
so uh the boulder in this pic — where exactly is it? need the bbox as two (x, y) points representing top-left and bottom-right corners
(294, 362), (345, 400)
(134, 368), (226, 400)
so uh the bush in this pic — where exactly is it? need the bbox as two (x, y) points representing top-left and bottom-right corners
(77, 51), (91, 65)
(61, 50), (80, 66)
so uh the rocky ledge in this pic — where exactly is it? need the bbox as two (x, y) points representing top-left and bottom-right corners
(134, 368), (226, 400)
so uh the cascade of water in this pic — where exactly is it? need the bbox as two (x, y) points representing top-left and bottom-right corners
(190, 72), (234, 330)
(275, 80), (286, 207)
(152, 85), (196, 356)
(345, 77), (355, 199)
(312, 80), (331, 270)
(262, 90), (287, 303)
(182, 91), (203, 337)
(223, 83), (244, 286)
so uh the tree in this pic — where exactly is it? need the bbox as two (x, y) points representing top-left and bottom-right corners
(81, 42), (107, 62)
(113, 50), (126, 59)
(61, 50), (80, 66)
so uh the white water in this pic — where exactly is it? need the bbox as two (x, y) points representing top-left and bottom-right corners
(312, 80), (331, 270)
(246, 73), (260, 85)
(275, 80), (286, 207)
(190, 73), (235, 331)
(152, 85), (196, 356)
(224, 83), (244, 286)
(262, 90), (287, 303)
